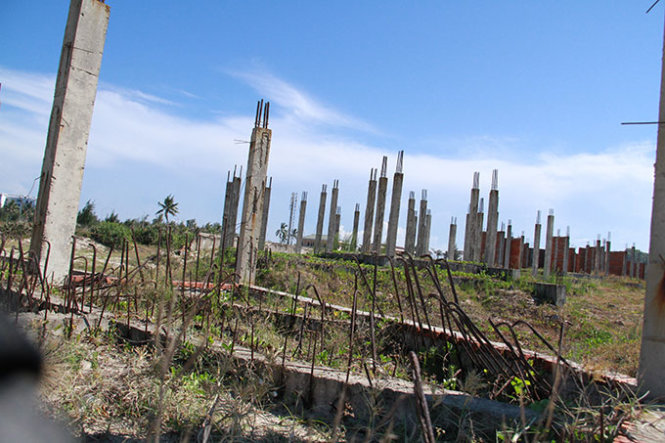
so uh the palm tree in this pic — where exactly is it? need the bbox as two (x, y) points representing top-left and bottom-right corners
(156, 194), (179, 223)
(275, 222), (289, 244)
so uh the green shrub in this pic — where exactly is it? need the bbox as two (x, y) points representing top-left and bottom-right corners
(91, 221), (131, 248)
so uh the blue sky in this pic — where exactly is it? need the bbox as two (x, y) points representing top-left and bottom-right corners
(1, 1), (663, 251)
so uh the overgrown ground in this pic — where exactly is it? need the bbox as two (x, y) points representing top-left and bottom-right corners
(2, 234), (648, 441)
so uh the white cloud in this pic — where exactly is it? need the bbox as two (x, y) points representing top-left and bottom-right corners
(0, 65), (655, 250)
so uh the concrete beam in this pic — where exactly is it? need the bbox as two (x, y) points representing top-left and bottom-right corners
(30, 0), (110, 283)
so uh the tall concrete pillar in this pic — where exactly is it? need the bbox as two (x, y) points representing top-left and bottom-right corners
(503, 220), (513, 269)
(221, 166), (242, 248)
(447, 217), (457, 261)
(485, 169), (499, 266)
(385, 151), (404, 257)
(562, 226), (570, 275)
(464, 172), (480, 261)
(236, 100), (272, 284)
(605, 232), (611, 276)
(333, 207), (341, 250)
(228, 170), (242, 247)
(594, 236), (602, 274)
(475, 198), (485, 262)
(295, 191), (307, 254)
(532, 211), (542, 277)
(424, 209), (432, 256)
(257, 177), (272, 250)
(404, 191), (417, 255)
(30, 0), (110, 282)
(350, 203), (360, 251)
(286, 191), (297, 247)
(631, 244), (637, 278)
(373, 157), (389, 254)
(314, 184), (327, 253)
(221, 169), (234, 246)
(326, 179), (339, 253)
(416, 190), (429, 256)
(543, 209), (554, 278)
(497, 223), (506, 267)
(639, 14), (665, 397)
(361, 169), (377, 254)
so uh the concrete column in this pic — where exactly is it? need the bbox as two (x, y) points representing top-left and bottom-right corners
(228, 172), (242, 247)
(631, 244), (637, 278)
(221, 169), (234, 247)
(326, 179), (339, 253)
(416, 190), (429, 256)
(497, 222), (506, 267)
(485, 169), (499, 266)
(385, 151), (404, 257)
(333, 207), (341, 250)
(463, 172), (480, 261)
(314, 184), (327, 253)
(295, 192), (307, 254)
(447, 217), (457, 261)
(503, 220), (513, 269)
(543, 210), (554, 278)
(257, 177), (272, 250)
(532, 211), (542, 276)
(236, 100), (272, 284)
(404, 192), (417, 255)
(562, 226), (570, 275)
(424, 209), (432, 256)
(350, 203), (360, 251)
(475, 198), (484, 262)
(639, 14), (665, 397)
(361, 169), (377, 254)
(605, 232), (611, 276)
(286, 191), (297, 247)
(30, 0), (110, 282)
(373, 156), (389, 254)
(594, 236), (602, 274)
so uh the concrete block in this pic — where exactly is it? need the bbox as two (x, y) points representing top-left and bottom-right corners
(532, 283), (566, 307)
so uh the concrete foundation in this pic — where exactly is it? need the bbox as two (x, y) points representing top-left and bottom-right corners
(361, 169), (377, 254)
(326, 180), (339, 253)
(236, 100), (272, 284)
(314, 185), (327, 253)
(295, 192), (307, 254)
(373, 157), (389, 254)
(30, 0), (110, 283)
(385, 151), (404, 257)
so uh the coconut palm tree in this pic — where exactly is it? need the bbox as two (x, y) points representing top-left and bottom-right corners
(156, 194), (179, 223)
